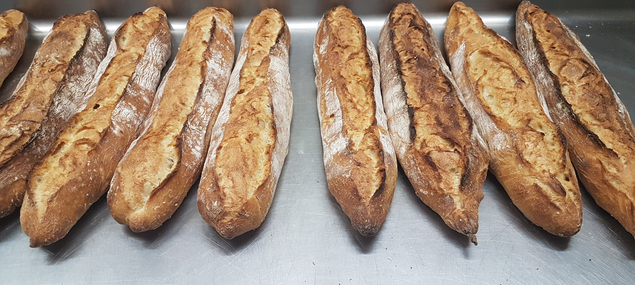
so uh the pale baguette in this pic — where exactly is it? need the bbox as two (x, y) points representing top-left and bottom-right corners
(108, 7), (235, 232)
(517, 1), (635, 237)
(197, 8), (292, 239)
(314, 6), (398, 237)
(21, 7), (170, 247)
(379, 3), (488, 243)
(0, 11), (107, 218)
(445, 2), (582, 237)
(0, 9), (28, 87)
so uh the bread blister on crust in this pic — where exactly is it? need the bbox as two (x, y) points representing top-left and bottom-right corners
(517, 1), (635, 237)
(314, 6), (398, 237)
(0, 9), (28, 88)
(379, 3), (488, 244)
(108, 7), (235, 233)
(197, 8), (292, 239)
(0, 11), (107, 218)
(20, 7), (171, 247)
(445, 2), (582, 237)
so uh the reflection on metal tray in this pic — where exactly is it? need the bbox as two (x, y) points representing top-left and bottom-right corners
(0, 0), (634, 284)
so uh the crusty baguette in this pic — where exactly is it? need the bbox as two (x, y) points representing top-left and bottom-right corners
(197, 8), (292, 239)
(445, 2), (582, 237)
(21, 7), (171, 247)
(379, 3), (488, 244)
(517, 1), (635, 237)
(108, 8), (235, 232)
(314, 6), (398, 237)
(0, 9), (28, 87)
(0, 11), (107, 219)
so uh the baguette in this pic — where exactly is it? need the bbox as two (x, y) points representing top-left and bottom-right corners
(379, 3), (488, 244)
(314, 6), (398, 237)
(197, 8), (292, 239)
(517, 1), (635, 237)
(108, 8), (235, 232)
(21, 7), (171, 247)
(445, 2), (582, 237)
(0, 11), (107, 219)
(0, 9), (28, 87)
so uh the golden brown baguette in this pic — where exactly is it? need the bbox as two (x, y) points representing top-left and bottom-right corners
(108, 8), (235, 232)
(21, 7), (171, 247)
(0, 11), (107, 218)
(314, 6), (398, 237)
(517, 1), (635, 237)
(445, 2), (582, 237)
(379, 3), (488, 244)
(0, 9), (28, 87)
(197, 8), (292, 239)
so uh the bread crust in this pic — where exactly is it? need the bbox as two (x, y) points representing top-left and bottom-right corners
(0, 9), (28, 87)
(20, 7), (171, 247)
(517, 1), (635, 237)
(0, 11), (106, 218)
(108, 7), (235, 232)
(314, 6), (398, 237)
(197, 8), (292, 239)
(445, 2), (582, 237)
(0, 11), (99, 167)
(379, 3), (488, 243)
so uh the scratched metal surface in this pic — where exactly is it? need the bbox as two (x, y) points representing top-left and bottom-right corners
(0, 0), (634, 284)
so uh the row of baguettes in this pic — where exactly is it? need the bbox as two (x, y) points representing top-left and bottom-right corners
(317, 1), (635, 242)
(2, 0), (634, 247)
(0, 7), (292, 247)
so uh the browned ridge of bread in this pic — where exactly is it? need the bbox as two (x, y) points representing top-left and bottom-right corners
(0, 11), (98, 168)
(20, 7), (171, 247)
(517, 1), (635, 237)
(379, 3), (488, 244)
(0, 9), (28, 87)
(314, 6), (398, 237)
(108, 8), (235, 233)
(445, 2), (582, 237)
(0, 11), (107, 219)
(197, 8), (292, 239)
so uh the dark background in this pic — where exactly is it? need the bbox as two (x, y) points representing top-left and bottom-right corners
(1, 0), (634, 19)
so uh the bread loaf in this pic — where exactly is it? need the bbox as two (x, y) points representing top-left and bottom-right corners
(108, 7), (235, 232)
(517, 1), (635, 237)
(21, 7), (171, 247)
(314, 6), (398, 237)
(0, 9), (28, 87)
(379, 3), (488, 244)
(0, 11), (107, 218)
(445, 2), (582, 237)
(197, 8), (292, 239)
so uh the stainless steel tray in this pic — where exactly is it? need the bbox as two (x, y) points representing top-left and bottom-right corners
(1, 1), (634, 284)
